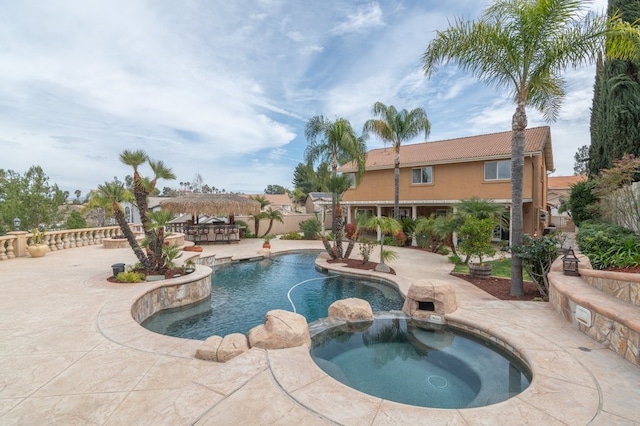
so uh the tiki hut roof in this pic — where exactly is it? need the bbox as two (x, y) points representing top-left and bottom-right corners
(159, 194), (261, 216)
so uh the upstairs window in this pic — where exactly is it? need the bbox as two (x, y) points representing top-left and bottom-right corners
(484, 160), (511, 180)
(412, 167), (433, 184)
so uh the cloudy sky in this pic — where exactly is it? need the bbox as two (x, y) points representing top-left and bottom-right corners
(0, 0), (607, 196)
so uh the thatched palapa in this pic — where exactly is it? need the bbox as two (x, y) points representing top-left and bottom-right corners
(159, 194), (260, 216)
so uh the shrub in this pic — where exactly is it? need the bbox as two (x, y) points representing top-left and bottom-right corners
(440, 246), (450, 256)
(512, 234), (559, 299)
(65, 211), (87, 229)
(116, 271), (145, 283)
(448, 254), (463, 265)
(358, 238), (376, 263)
(280, 232), (302, 240)
(457, 216), (496, 264)
(299, 218), (321, 239)
(576, 222), (639, 269)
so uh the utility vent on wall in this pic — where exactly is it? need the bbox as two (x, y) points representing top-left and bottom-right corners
(575, 305), (592, 327)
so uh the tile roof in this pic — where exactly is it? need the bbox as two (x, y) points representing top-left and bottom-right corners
(340, 126), (553, 172)
(547, 175), (586, 190)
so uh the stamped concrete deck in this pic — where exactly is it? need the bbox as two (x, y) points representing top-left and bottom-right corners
(0, 239), (638, 425)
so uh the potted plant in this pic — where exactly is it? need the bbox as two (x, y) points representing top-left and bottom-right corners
(457, 216), (496, 279)
(262, 235), (272, 249)
(184, 258), (196, 274)
(27, 228), (49, 258)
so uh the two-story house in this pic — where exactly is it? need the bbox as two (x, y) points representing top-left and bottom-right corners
(339, 126), (553, 239)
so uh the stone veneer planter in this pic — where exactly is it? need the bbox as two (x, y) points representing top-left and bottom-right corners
(131, 265), (212, 324)
(549, 256), (640, 367)
(103, 232), (185, 249)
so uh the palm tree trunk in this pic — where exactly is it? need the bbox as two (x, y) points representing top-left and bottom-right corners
(263, 220), (274, 238)
(344, 238), (356, 259)
(335, 208), (344, 259)
(394, 151), (400, 219)
(114, 203), (151, 269)
(510, 102), (526, 296)
(321, 236), (338, 260)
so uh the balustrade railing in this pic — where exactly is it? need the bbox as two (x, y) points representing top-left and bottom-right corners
(0, 226), (124, 261)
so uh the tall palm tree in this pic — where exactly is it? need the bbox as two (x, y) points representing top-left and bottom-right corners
(363, 102), (430, 219)
(422, 0), (609, 296)
(304, 115), (367, 236)
(119, 150), (175, 272)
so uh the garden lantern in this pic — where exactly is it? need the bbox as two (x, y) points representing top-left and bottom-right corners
(13, 217), (21, 231)
(562, 247), (580, 276)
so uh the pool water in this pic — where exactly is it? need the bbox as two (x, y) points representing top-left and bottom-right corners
(142, 251), (404, 339)
(311, 317), (531, 409)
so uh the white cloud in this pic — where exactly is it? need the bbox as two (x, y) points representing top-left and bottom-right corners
(331, 3), (385, 35)
(0, 0), (613, 196)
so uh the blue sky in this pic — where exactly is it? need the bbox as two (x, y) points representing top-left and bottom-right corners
(0, 0), (606, 195)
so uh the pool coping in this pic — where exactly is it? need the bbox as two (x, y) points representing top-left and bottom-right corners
(92, 248), (604, 424)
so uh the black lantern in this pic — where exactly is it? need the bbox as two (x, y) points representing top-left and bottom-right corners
(562, 247), (580, 276)
(12, 217), (21, 231)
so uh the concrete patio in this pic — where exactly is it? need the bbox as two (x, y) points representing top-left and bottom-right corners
(0, 239), (638, 425)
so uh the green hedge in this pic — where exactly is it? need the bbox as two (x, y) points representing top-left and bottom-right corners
(576, 222), (640, 269)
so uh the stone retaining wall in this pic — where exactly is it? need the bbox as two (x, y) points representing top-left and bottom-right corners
(131, 266), (212, 324)
(549, 257), (640, 366)
(580, 268), (640, 307)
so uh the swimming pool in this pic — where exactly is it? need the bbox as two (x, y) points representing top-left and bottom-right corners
(142, 251), (404, 339)
(311, 316), (531, 409)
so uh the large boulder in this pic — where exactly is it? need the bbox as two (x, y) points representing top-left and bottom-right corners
(248, 309), (311, 349)
(217, 333), (249, 362)
(195, 335), (223, 361)
(403, 279), (457, 319)
(328, 298), (374, 322)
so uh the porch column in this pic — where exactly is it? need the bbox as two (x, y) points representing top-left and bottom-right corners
(411, 205), (417, 219)
(376, 205), (382, 240)
(346, 206), (352, 224)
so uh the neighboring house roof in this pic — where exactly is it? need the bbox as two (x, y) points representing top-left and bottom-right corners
(547, 175), (586, 190)
(306, 192), (332, 202)
(241, 194), (293, 210)
(340, 126), (553, 172)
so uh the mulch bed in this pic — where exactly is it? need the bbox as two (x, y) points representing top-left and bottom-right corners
(106, 267), (185, 283)
(451, 273), (541, 301)
(327, 258), (396, 275)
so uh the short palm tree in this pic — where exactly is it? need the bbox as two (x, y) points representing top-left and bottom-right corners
(363, 102), (430, 219)
(261, 207), (284, 237)
(250, 195), (271, 236)
(422, 0), (609, 296)
(362, 215), (402, 272)
(305, 115), (367, 236)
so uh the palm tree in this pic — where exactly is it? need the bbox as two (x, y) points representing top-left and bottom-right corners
(362, 215), (401, 273)
(325, 174), (354, 259)
(363, 102), (430, 219)
(145, 210), (175, 271)
(119, 150), (175, 272)
(304, 115), (367, 236)
(422, 0), (609, 296)
(92, 182), (151, 269)
(261, 207), (284, 237)
(249, 195), (271, 237)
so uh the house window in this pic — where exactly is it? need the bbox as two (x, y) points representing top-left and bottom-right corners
(345, 173), (356, 189)
(412, 167), (432, 184)
(484, 160), (511, 180)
